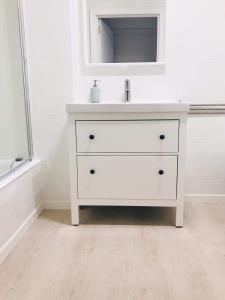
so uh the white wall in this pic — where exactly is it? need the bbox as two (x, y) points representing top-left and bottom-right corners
(186, 116), (225, 195)
(78, 0), (225, 102)
(22, 0), (225, 208)
(22, 0), (74, 206)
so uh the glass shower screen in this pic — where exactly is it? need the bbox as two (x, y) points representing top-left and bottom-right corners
(0, 0), (31, 177)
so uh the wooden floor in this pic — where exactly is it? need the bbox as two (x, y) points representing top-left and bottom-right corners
(0, 202), (225, 300)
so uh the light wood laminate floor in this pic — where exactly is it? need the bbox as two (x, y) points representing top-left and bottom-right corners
(0, 202), (225, 300)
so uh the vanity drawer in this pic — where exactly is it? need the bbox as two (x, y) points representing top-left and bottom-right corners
(77, 156), (177, 200)
(76, 120), (179, 153)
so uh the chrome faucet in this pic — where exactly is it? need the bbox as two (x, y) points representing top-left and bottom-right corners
(125, 79), (130, 103)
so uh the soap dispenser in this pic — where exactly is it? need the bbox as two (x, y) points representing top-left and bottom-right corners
(90, 80), (101, 103)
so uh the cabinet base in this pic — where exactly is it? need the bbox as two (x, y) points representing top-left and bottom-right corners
(71, 202), (184, 227)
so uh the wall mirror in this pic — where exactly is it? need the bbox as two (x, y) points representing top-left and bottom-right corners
(81, 0), (166, 74)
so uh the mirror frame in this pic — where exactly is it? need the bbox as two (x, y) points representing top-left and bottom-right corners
(81, 0), (166, 75)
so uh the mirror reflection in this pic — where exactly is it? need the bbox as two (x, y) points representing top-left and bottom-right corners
(95, 17), (158, 63)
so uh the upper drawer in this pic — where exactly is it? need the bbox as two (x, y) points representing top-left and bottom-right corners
(76, 120), (179, 153)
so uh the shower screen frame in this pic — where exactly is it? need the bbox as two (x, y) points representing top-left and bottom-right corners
(17, 0), (33, 161)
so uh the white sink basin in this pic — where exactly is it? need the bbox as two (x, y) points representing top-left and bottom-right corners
(66, 102), (190, 113)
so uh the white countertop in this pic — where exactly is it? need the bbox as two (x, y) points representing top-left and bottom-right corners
(66, 102), (190, 113)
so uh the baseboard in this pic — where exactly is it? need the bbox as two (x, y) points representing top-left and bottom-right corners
(43, 201), (71, 210)
(43, 195), (225, 210)
(0, 203), (43, 265)
(185, 194), (225, 203)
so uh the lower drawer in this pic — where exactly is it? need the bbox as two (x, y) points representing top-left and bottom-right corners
(77, 156), (177, 200)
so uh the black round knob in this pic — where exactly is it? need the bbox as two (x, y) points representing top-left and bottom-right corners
(160, 135), (165, 140)
(159, 170), (164, 175)
(90, 169), (95, 175)
(89, 134), (95, 140)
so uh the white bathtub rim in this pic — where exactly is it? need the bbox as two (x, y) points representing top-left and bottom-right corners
(0, 158), (27, 177)
(0, 159), (41, 191)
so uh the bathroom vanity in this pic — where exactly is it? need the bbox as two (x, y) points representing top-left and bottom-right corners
(67, 102), (190, 227)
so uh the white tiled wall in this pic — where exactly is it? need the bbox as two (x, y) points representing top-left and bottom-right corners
(22, 0), (225, 206)
(75, 0), (225, 103)
(23, 0), (74, 205)
(186, 116), (225, 195)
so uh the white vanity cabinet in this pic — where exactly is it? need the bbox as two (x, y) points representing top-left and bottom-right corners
(67, 103), (190, 227)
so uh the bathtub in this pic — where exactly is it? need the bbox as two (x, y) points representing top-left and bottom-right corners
(0, 159), (25, 178)
(0, 158), (41, 264)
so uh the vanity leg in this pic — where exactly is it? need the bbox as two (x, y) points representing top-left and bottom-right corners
(175, 202), (184, 228)
(71, 203), (79, 226)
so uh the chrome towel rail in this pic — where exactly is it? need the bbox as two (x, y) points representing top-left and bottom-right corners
(190, 104), (225, 115)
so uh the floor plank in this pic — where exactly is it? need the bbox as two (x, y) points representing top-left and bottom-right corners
(0, 202), (225, 300)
